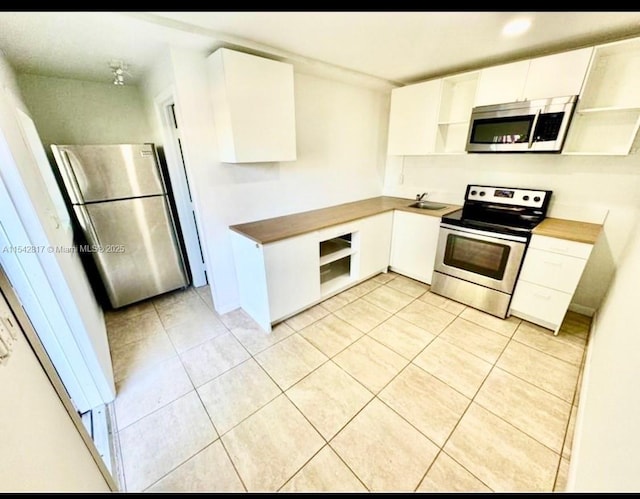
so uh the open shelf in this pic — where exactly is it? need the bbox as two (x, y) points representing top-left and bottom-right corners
(320, 255), (354, 294)
(319, 234), (353, 266)
(319, 231), (357, 296)
(564, 37), (640, 155)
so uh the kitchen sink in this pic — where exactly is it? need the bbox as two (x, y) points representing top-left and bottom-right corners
(409, 201), (448, 210)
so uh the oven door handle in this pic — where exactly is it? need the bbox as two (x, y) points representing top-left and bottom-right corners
(439, 223), (528, 243)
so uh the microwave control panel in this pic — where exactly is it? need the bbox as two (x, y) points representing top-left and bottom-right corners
(534, 112), (565, 142)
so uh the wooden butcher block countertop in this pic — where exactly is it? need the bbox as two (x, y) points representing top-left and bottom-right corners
(230, 196), (462, 244)
(533, 217), (603, 245)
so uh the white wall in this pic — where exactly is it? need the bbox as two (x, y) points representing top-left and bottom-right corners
(17, 73), (153, 146)
(568, 209), (640, 491)
(0, 291), (110, 492)
(383, 152), (640, 314)
(169, 47), (390, 313)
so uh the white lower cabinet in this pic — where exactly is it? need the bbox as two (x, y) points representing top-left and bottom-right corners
(231, 210), (395, 332)
(510, 234), (594, 334)
(231, 230), (320, 332)
(389, 210), (441, 284)
(358, 212), (393, 280)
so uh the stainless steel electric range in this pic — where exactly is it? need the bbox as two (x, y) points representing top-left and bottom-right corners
(430, 184), (552, 318)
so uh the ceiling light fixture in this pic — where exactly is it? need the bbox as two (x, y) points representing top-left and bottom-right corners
(109, 59), (129, 86)
(502, 18), (532, 37)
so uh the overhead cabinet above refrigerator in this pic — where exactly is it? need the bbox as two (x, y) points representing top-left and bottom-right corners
(207, 47), (297, 163)
(51, 143), (189, 309)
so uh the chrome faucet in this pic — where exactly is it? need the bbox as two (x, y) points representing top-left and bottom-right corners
(416, 192), (428, 201)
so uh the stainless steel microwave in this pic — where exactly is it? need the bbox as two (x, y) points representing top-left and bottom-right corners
(466, 95), (578, 153)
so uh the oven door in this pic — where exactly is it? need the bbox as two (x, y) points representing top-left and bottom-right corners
(434, 223), (527, 293)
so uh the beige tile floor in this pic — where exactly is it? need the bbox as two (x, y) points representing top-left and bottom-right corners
(104, 272), (590, 492)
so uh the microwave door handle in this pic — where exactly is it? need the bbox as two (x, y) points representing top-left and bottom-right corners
(528, 109), (541, 149)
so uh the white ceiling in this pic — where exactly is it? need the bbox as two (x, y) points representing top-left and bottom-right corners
(1, 11), (640, 87)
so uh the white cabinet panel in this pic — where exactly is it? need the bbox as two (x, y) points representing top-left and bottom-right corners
(523, 47), (592, 101)
(518, 248), (588, 294)
(528, 234), (593, 259)
(359, 212), (393, 279)
(389, 211), (441, 284)
(474, 60), (529, 106)
(208, 48), (296, 163)
(510, 280), (573, 330)
(510, 233), (594, 334)
(387, 79), (441, 155)
(231, 230), (320, 331)
(475, 48), (591, 107)
(263, 233), (321, 323)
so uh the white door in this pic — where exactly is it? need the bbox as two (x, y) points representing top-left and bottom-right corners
(0, 86), (115, 413)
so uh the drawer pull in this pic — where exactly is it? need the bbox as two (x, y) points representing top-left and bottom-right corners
(550, 246), (569, 253)
(534, 292), (552, 300)
(544, 260), (562, 266)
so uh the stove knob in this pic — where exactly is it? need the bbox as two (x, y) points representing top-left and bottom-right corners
(523, 195), (530, 201)
(479, 191), (486, 197)
(534, 196), (541, 202)
(470, 190), (477, 196)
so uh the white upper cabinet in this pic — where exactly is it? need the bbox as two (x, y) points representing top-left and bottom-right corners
(522, 47), (592, 101)
(387, 79), (441, 155)
(474, 48), (592, 106)
(474, 60), (529, 107)
(207, 48), (297, 163)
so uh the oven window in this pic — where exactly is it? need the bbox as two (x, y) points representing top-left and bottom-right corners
(444, 234), (511, 280)
(470, 115), (534, 144)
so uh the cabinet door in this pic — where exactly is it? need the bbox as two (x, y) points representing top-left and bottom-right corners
(523, 48), (592, 101)
(358, 212), (393, 279)
(474, 60), (529, 106)
(264, 232), (321, 323)
(389, 211), (441, 284)
(387, 79), (441, 155)
(208, 48), (297, 163)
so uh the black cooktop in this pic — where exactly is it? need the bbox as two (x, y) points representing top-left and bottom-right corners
(441, 185), (553, 238)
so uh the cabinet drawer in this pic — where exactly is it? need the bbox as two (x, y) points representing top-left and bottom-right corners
(519, 248), (587, 293)
(529, 234), (593, 259)
(510, 281), (572, 328)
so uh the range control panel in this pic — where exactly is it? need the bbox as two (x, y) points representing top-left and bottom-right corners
(466, 185), (550, 209)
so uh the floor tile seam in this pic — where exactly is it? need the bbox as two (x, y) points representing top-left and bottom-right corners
(444, 315), (518, 342)
(189, 387), (251, 492)
(177, 325), (257, 389)
(431, 331), (515, 466)
(364, 320), (437, 362)
(227, 323), (292, 356)
(119, 398), (217, 492)
(107, 320), (173, 354)
(509, 335), (587, 367)
(114, 382), (195, 432)
(285, 307), (332, 333)
(298, 312), (367, 355)
(139, 438), (236, 493)
(428, 331), (499, 366)
(322, 441), (373, 492)
(112, 347), (182, 386)
(467, 337), (571, 457)
(199, 355), (284, 439)
(471, 395), (571, 456)
(461, 315), (521, 338)
(495, 335), (583, 401)
(360, 295), (414, 315)
(413, 448), (495, 493)
(377, 279), (425, 300)
(373, 392), (449, 452)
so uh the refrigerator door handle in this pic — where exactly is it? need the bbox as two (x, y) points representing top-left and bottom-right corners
(74, 205), (102, 248)
(54, 149), (86, 205)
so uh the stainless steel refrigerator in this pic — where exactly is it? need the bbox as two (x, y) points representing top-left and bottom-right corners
(50, 143), (189, 308)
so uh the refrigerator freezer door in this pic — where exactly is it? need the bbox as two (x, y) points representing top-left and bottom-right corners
(74, 196), (188, 308)
(52, 144), (165, 203)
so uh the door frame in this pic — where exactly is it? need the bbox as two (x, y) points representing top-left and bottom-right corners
(154, 87), (207, 287)
(0, 267), (119, 491)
